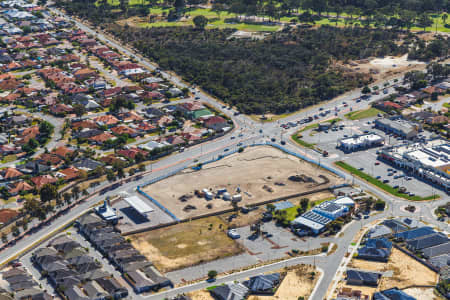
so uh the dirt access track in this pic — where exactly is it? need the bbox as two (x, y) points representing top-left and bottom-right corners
(143, 146), (343, 219)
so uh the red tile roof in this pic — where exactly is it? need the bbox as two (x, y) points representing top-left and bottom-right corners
(31, 174), (57, 189)
(2, 168), (23, 180)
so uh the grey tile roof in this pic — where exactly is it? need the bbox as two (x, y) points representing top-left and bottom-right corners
(406, 233), (448, 250)
(394, 226), (435, 241)
(429, 254), (450, 270)
(423, 242), (450, 258)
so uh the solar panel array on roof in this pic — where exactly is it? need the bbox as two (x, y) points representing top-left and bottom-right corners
(302, 211), (332, 225)
(317, 202), (342, 212)
(273, 201), (294, 211)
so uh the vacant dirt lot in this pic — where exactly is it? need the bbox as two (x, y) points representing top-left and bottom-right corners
(347, 248), (438, 293)
(403, 287), (439, 300)
(186, 290), (215, 300)
(130, 216), (243, 272)
(144, 146), (343, 219)
(248, 264), (320, 300)
(346, 54), (426, 82)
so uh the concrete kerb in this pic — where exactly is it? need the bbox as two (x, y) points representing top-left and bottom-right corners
(309, 266), (325, 300)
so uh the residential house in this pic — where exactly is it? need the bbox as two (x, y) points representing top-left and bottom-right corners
(117, 148), (147, 160)
(30, 174), (57, 189)
(210, 283), (249, 300)
(55, 166), (81, 181)
(94, 115), (120, 127)
(244, 273), (280, 295)
(382, 219), (408, 233)
(394, 227), (435, 241)
(406, 233), (448, 251)
(49, 103), (73, 116)
(423, 242), (450, 259)
(111, 125), (138, 138)
(73, 158), (103, 172)
(0, 167), (23, 181)
(74, 68), (96, 80)
(52, 146), (75, 160)
(346, 270), (381, 286)
(8, 180), (33, 196)
(88, 132), (116, 145)
(336, 287), (369, 300)
(373, 288), (416, 300)
(357, 238), (392, 262)
(203, 115), (228, 132)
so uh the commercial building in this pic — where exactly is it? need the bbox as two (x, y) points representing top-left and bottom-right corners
(374, 117), (421, 139)
(338, 133), (384, 152)
(291, 197), (353, 234)
(94, 198), (119, 223)
(123, 196), (154, 219)
(379, 139), (450, 192)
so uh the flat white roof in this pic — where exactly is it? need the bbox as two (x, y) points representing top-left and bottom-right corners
(333, 196), (355, 206)
(340, 133), (384, 145)
(124, 196), (154, 215)
(292, 216), (325, 231)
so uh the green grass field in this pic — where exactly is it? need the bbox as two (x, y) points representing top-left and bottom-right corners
(291, 132), (316, 149)
(345, 107), (382, 120)
(275, 198), (331, 221)
(335, 161), (439, 201)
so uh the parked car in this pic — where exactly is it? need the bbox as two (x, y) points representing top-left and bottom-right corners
(227, 229), (240, 239)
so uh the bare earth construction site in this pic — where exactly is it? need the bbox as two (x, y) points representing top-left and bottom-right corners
(143, 146), (344, 219)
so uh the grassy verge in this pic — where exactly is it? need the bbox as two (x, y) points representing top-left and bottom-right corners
(345, 107), (382, 120)
(335, 161), (439, 201)
(1, 155), (17, 164)
(276, 198), (331, 222)
(291, 133), (315, 149)
(443, 102), (450, 109)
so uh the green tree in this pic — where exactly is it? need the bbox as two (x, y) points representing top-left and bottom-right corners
(63, 192), (72, 204)
(22, 138), (39, 153)
(416, 13), (433, 31)
(106, 169), (116, 182)
(361, 86), (371, 94)
(300, 198), (309, 212)
(117, 167), (125, 179)
(73, 104), (86, 118)
(207, 270), (218, 279)
(442, 13), (448, 25)
(39, 121), (54, 138)
(193, 15), (208, 29)
(72, 186), (80, 199)
(1, 233), (7, 243)
(40, 183), (58, 202)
